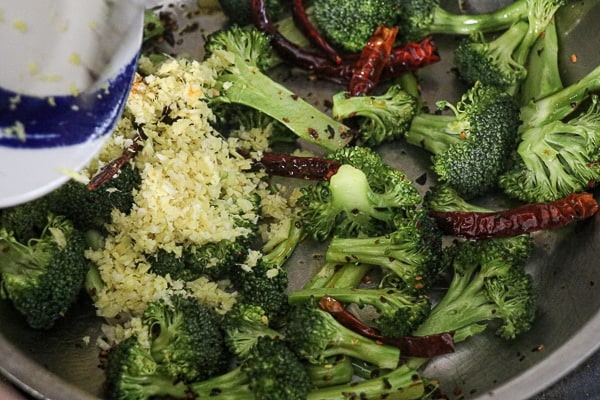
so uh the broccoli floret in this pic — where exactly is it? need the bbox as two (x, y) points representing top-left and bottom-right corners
(405, 81), (521, 198)
(45, 162), (141, 232)
(0, 215), (91, 329)
(142, 295), (229, 383)
(324, 208), (443, 292)
(454, 0), (565, 94)
(204, 25), (355, 152)
(498, 58), (600, 202)
(189, 335), (313, 400)
(0, 196), (51, 242)
(289, 286), (431, 338)
(500, 95), (600, 203)
(221, 302), (282, 359)
(397, 0), (532, 42)
(284, 300), (401, 369)
(412, 235), (536, 342)
(105, 334), (312, 400)
(218, 0), (285, 26)
(306, 363), (431, 400)
(148, 196), (259, 281)
(425, 183), (496, 213)
(297, 146), (422, 241)
(454, 21), (529, 92)
(312, 0), (401, 53)
(103, 336), (188, 400)
(332, 84), (418, 147)
(230, 218), (304, 323)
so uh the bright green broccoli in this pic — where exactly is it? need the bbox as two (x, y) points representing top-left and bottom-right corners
(192, 335), (313, 400)
(500, 95), (600, 203)
(453, 0), (565, 94)
(306, 355), (354, 388)
(0, 196), (51, 242)
(324, 207), (443, 292)
(103, 335), (188, 400)
(204, 25), (355, 152)
(412, 235), (536, 343)
(396, 0), (533, 42)
(306, 363), (431, 400)
(0, 215), (91, 329)
(404, 81), (521, 199)
(296, 146), (422, 241)
(45, 162), (141, 232)
(289, 286), (431, 338)
(284, 300), (402, 370)
(218, 0), (285, 26)
(331, 83), (418, 146)
(425, 183), (497, 214)
(312, 0), (401, 53)
(498, 57), (600, 202)
(221, 302), (281, 359)
(141, 295), (229, 383)
(229, 217), (304, 324)
(105, 335), (312, 400)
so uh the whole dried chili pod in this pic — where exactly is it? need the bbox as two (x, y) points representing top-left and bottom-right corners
(349, 24), (399, 96)
(250, 0), (440, 86)
(429, 192), (599, 239)
(252, 152), (342, 180)
(318, 295), (455, 359)
(291, 0), (342, 64)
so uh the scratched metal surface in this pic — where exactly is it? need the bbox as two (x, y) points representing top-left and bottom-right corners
(1, 1), (600, 399)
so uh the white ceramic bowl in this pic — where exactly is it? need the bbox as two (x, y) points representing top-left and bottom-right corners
(0, 0), (144, 207)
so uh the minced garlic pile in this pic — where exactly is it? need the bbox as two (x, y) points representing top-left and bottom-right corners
(84, 55), (295, 346)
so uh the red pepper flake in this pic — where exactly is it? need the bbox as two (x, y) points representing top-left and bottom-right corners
(308, 127), (319, 139)
(291, 94), (299, 100)
(531, 344), (545, 352)
(282, 117), (290, 123)
(571, 53), (578, 63)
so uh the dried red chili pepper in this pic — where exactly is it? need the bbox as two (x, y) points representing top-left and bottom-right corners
(429, 192), (599, 239)
(318, 295), (455, 358)
(250, 0), (440, 86)
(291, 0), (342, 64)
(349, 25), (399, 96)
(253, 152), (342, 180)
(87, 127), (145, 190)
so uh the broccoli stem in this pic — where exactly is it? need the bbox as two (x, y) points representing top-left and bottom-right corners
(404, 113), (462, 155)
(428, 0), (529, 36)
(306, 364), (427, 400)
(306, 356), (354, 388)
(218, 61), (353, 151)
(304, 262), (371, 290)
(188, 366), (251, 398)
(519, 18), (562, 104)
(520, 62), (600, 128)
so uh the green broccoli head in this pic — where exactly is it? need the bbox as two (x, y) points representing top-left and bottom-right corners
(284, 301), (401, 369)
(240, 336), (313, 400)
(312, 0), (401, 53)
(218, 0), (285, 26)
(221, 302), (281, 359)
(45, 162), (141, 232)
(0, 215), (91, 329)
(332, 84), (418, 147)
(406, 82), (521, 198)
(325, 207), (444, 292)
(453, 22), (529, 91)
(0, 196), (51, 242)
(297, 146), (422, 241)
(500, 96), (600, 203)
(424, 183), (493, 213)
(142, 295), (229, 383)
(414, 235), (536, 342)
(103, 336), (187, 400)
